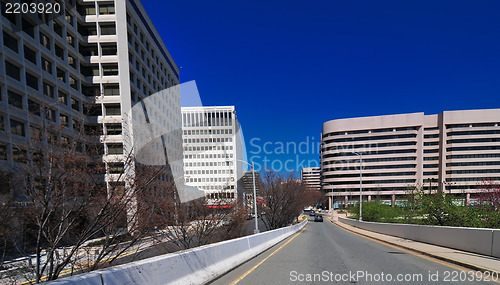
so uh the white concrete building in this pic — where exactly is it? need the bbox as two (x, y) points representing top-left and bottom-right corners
(181, 106), (242, 205)
(321, 109), (500, 207)
(301, 167), (321, 191)
(0, 0), (182, 197)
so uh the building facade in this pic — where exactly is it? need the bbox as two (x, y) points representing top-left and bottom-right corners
(301, 167), (320, 191)
(181, 106), (242, 205)
(241, 170), (260, 208)
(0, 0), (182, 197)
(321, 109), (500, 208)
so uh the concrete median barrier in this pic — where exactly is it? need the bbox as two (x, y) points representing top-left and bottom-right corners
(48, 220), (307, 285)
(338, 217), (499, 258)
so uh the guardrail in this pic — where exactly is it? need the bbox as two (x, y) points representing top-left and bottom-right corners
(338, 217), (500, 258)
(48, 219), (308, 285)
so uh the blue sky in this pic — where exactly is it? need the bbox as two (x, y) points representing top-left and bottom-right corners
(141, 0), (500, 174)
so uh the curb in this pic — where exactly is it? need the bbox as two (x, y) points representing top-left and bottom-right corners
(328, 218), (498, 274)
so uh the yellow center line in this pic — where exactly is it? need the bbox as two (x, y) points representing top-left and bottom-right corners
(229, 223), (309, 285)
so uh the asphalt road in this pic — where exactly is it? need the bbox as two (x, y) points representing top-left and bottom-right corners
(210, 216), (491, 285)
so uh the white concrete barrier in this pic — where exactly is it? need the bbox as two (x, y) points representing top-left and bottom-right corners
(338, 217), (499, 258)
(48, 220), (307, 285)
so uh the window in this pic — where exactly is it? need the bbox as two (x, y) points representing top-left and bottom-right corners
(57, 68), (66, 83)
(22, 17), (34, 37)
(53, 20), (63, 37)
(24, 45), (37, 64)
(78, 4), (96, 16)
(105, 104), (120, 116)
(28, 100), (40, 116)
(79, 43), (98, 56)
(2, 1), (16, 24)
(8, 90), (23, 109)
(103, 84), (119, 96)
(40, 32), (51, 50)
(72, 119), (80, 130)
(99, 4), (115, 15)
(107, 144), (123, 155)
(78, 22), (97, 36)
(66, 33), (75, 47)
(12, 148), (26, 163)
(5, 61), (20, 81)
(84, 105), (102, 116)
(68, 54), (77, 69)
(71, 98), (80, 111)
(42, 57), (52, 74)
(102, 64), (118, 76)
(100, 23), (116, 35)
(106, 124), (122, 135)
(26, 72), (38, 90)
(43, 82), (54, 98)
(108, 162), (124, 173)
(46, 109), (56, 122)
(58, 91), (68, 104)
(82, 85), (100, 97)
(60, 114), (69, 127)
(65, 10), (73, 25)
(101, 43), (117, 55)
(69, 76), (78, 90)
(3, 31), (18, 52)
(10, 119), (25, 136)
(55, 44), (65, 60)
(0, 143), (6, 160)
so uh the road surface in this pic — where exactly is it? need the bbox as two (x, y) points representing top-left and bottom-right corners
(210, 216), (492, 284)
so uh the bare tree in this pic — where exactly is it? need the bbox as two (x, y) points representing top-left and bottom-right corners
(258, 171), (308, 230)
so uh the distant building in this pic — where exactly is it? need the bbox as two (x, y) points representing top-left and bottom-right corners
(321, 109), (500, 208)
(241, 170), (260, 207)
(301, 167), (321, 191)
(181, 106), (243, 205)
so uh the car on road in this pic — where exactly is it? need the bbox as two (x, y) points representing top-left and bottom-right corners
(309, 211), (315, 216)
(314, 215), (323, 222)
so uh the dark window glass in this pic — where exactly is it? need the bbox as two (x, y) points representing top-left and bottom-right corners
(69, 76), (78, 90)
(28, 99), (40, 116)
(106, 124), (122, 135)
(0, 143), (6, 160)
(84, 105), (102, 116)
(53, 20), (63, 37)
(8, 90), (23, 109)
(68, 54), (77, 69)
(103, 84), (119, 96)
(43, 82), (54, 98)
(82, 85), (100, 97)
(58, 91), (68, 104)
(60, 114), (69, 126)
(55, 44), (65, 60)
(10, 119), (25, 136)
(26, 72), (38, 90)
(101, 43), (117, 55)
(99, 4), (115, 15)
(100, 23), (116, 35)
(107, 144), (123, 155)
(79, 43), (98, 56)
(105, 104), (121, 116)
(108, 162), (124, 173)
(12, 148), (26, 163)
(3, 31), (18, 52)
(71, 98), (80, 111)
(22, 17), (34, 37)
(1, 1), (16, 24)
(40, 32), (51, 50)
(66, 34), (75, 47)
(5, 61), (20, 81)
(57, 68), (66, 82)
(24, 45), (37, 64)
(102, 64), (118, 76)
(42, 57), (52, 74)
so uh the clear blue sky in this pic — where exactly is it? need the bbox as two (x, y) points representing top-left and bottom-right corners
(141, 0), (500, 174)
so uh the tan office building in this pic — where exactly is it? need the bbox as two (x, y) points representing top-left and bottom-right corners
(321, 109), (500, 208)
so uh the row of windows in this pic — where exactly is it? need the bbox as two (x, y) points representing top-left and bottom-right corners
(185, 169), (234, 175)
(323, 149), (417, 159)
(446, 153), (500, 159)
(183, 129), (233, 136)
(323, 127), (419, 138)
(446, 123), (499, 129)
(446, 169), (500, 175)
(322, 141), (416, 152)
(182, 111), (234, 128)
(206, 192), (236, 199)
(324, 172), (416, 179)
(323, 164), (416, 172)
(185, 161), (234, 167)
(446, 177), (500, 182)
(186, 177), (234, 183)
(183, 138), (234, 146)
(323, 156), (416, 165)
(324, 133), (416, 144)
(184, 153), (233, 160)
(447, 138), (499, 144)
(447, 161), (500, 167)
(447, 130), (500, 136)
(324, 179), (416, 185)
(447, 146), (500, 152)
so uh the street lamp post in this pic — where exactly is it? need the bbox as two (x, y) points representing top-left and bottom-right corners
(227, 159), (259, 234)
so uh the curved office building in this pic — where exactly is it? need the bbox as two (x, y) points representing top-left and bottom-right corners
(321, 109), (500, 207)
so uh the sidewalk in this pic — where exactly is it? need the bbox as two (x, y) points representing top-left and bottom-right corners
(325, 211), (500, 274)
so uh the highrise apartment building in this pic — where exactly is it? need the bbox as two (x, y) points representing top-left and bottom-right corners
(301, 167), (320, 191)
(181, 106), (242, 205)
(0, 0), (182, 197)
(321, 109), (500, 208)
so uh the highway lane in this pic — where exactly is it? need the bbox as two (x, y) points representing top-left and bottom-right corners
(210, 216), (491, 284)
